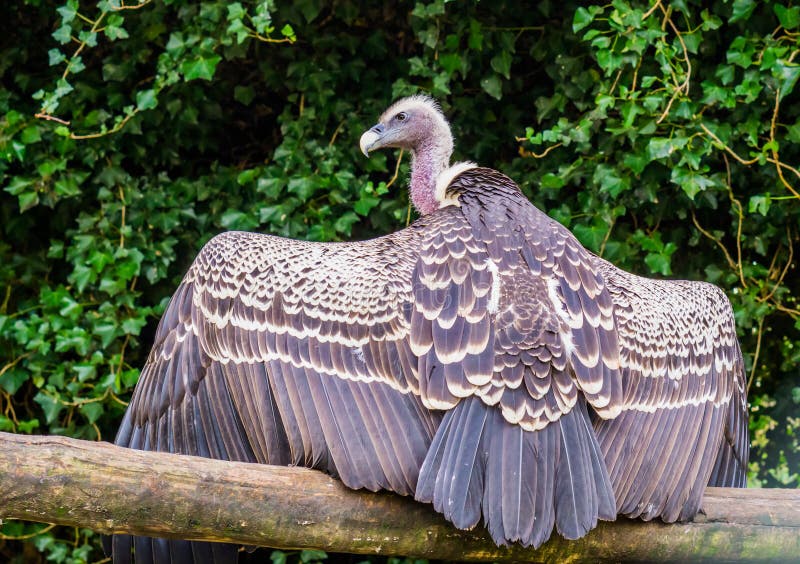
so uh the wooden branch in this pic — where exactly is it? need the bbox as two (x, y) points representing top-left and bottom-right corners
(0, 432), (798, 561)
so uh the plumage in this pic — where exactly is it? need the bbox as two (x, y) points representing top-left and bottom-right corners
(112, 96), (749, 563)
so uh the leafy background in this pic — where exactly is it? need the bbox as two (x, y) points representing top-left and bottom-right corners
(1, 0), (798, 561)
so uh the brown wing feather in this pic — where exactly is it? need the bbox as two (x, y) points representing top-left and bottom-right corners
(592, 259), (749, 521)
(113, 227), (443, 563)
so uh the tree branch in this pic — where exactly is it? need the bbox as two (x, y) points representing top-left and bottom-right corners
(0, 432), (798, 561)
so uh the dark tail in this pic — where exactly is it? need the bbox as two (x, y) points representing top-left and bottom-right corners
(106, 536), (238, 564)
(415, 396), (615, 548)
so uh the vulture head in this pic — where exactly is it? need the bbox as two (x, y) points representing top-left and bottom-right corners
(360, 95), (460, 216)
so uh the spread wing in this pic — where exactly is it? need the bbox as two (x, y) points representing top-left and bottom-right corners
(593, 261), (749, 522)
(112, 228), (440, 561)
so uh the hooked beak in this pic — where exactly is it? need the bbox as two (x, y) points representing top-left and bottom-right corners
(359, 123), (386, 157)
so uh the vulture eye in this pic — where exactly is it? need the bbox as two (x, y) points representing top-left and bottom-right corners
(395, 112), (408, 122)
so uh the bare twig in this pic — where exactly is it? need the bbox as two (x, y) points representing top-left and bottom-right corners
(118, 185), (126, 249)
(327, 120), (346, 147)
(34, 113), (71, 125)
(759, 227), (794, 304)
(599, 216), (617, 257)
(0, 523), (56, 541)
(69, 112), (137, 140)
(386, 149), (404, 190)
(723, 155), (747, 288)
(247, 31), (295, 44)
(110, 0), (152, 11)
(773, 302), (800, 318)
(747, 317), (765, 393)
(656, 4), (691, 124)
(517, 142), (563, 159)
(690, 210), (738, 274)
(0, 352), (32, 380)
(769, 88), (800, 200)
(699, 124), (759, 165)
(643, 0), (663, 20)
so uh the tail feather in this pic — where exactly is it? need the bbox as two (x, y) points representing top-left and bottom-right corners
(495, 417), (553, 548)
(444, 399), (489, 526)
(555, 400), (617, 537)
(110, 536), (131, 564)
(424, 395), (488, 529)
(416, 396), (614, 548)
(414, 411), (453, 504)
(134, 536), (156, 564)
(579, 407), (617, 521)
(168, 540), (195, 564)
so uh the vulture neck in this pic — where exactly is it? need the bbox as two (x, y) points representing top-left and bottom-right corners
(410, 133), (453, 216)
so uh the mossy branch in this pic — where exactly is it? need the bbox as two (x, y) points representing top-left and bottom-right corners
(0, 432), (799, 561)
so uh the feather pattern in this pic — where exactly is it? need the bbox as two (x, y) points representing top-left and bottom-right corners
(592, 259), (750, 520)
(113, 225), (442, 562)
(413, 169), (620, 547)
(112, 138), (747, 560)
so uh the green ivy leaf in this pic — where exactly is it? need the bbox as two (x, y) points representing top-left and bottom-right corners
(136, 89), (158, 111)
(749, 194), (771, 216)
(490, 50), (512, 79)
(56, 0), (78, 24)
(354, 195), (380, 216)
(93, 322), (119, 348)
(220, 209), (259, 231)
(18, 191), (40, 212)
(774, 4), (800, 29)
(727, 36), (755, 68)
(52, 24), (72, 45)
(234, 85), (255, 105)
(299, 549), (327, 563)
(33, 392), (64, 425)
(0, 368), (28, 395)
(573, 6), (596, 32)
(48, 49), (66, 66)
(333, 211), (359, 236)
(593, 164), (630, 198)
(540, 173), (565, 189)
(644, 252), (672, 276)
(227, 2), (245, 20)
(573, 224), (605, 252)
(772, 62), (800, 99)
(729, 0), (756, 23)
(121, 316), (147, 335)
(287, 177), (318, 200)
(4, 176), (34, 195)
(281, 24), (296, 41)
(181, 55), (222, 81)
(670, 167), (716, 200)
(480, 75), (502, 100)
(79, 402), (104, 424)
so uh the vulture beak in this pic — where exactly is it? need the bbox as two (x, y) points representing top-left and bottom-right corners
(359, 123), (386, 157)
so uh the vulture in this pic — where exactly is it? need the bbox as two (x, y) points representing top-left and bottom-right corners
(109, 96), (749, 563)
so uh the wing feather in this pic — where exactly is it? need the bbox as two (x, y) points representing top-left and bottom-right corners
(594, 260), (749, 520)
(113, 227), (442, 562)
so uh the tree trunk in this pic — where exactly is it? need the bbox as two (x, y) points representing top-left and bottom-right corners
(0, 432), (797, 562)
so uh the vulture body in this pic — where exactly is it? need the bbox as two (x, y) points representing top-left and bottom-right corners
(110, 97), (748, 562)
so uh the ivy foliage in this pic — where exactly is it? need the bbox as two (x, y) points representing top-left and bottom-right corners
(1, 0), (798, 561)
